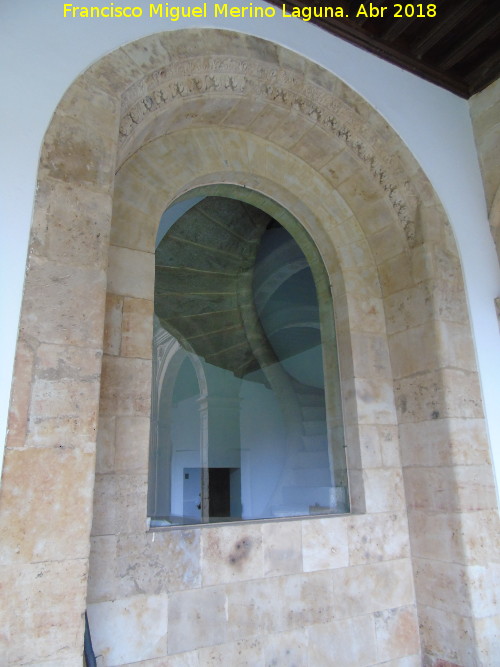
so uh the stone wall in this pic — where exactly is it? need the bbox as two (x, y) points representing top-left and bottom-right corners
(86, 121), (416, 663)
(1, 29), (498, 666)
(470, 78), (500, 262)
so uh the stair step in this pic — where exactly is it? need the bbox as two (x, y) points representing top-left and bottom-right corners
(290, 450), (330, 469)
(271, 504), (310, 518)
(303, 420), (327, 436)
(282, 485), (335, 506)
(303, 434), (328, 451)
(293, 467), (331, 486)
(296, 393), (324, 407)
(301, 405), (326, 421)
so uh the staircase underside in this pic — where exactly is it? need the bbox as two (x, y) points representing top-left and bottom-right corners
(155, 197), (271, 377)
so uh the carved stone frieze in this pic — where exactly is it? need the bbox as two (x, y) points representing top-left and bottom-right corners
(117, 54), (417, 245)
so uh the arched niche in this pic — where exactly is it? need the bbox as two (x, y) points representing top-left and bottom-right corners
(2, 28), (497, 666)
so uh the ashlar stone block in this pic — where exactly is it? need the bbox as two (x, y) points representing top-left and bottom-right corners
(368, 224), (408, 266)
(340, 295), (387, 335)
(286, 570), (336, 630)
(337, 237), (374, 272)
(355, 194), (400, 238)
(418, 604), (478, 666)
(0, 446), (94, 565)
(331, 559), (415, 619)
(375, 655), (421, 667)
(378, 252), (415, 295)
(261, 520), (302, 577)
(121, 297), (154, 359)
(87, 594), (168, 666)
(348, 512), (410, 565)
(110, 191), (158, 253)
(115, 529), (200, 598)
(114, 416), (150, 473)
(474, 613), (500, 666)
(95, 415), (115, 474)
(395, 368), (483, 424)
(107, 245), (154, 300)
(168, 586), (227, 654)
(353, 377), (398, 426)
(131, 652), (199, 667)
(336, 171), (386, 219)
(363, 467), (406, 513)
(84, 46), (143, 97)
(201, 523), (264, 586)
(263, 629), (308, 666)
(389, 321), (477, 380)
(22, 656), (87, 667)
(222, 96), (268, 130)
(226, 576), (285, 642)
(248, 102), (291, 139)
(350, 331), (393, 380)
(39, 112), (116, 192)
(379, 425), (402, 468)
(408, 509), (499, 567)
(293, 125), (343, 170)
(172, 96), (242, 139)
(384, 282), (435, 335)
(308, 615), (377, 667)
(399, 418), (491, 468)
(327, 215), (364, 250)
(31, 179), (112, 268)
(21, 256), (106, 349)
(374, 605), (420, 662)
(6, 338), (34, 448)
(120, 34), (172, 73)
(414, 558), (499, 620)
(320, 148), (363, 189)
(404, 464), (497, 513)
(99, 355), (151, 417)
(91, 473), (148, 537)
(56, 75), (119, 127)
(268, 111), (314, 151)
(198, 637), (264, 666)
(103, 293), (123, 356)
(301, 516), (349, 572)
(1, 559), (88, 665)
(87, 535), (118, 604)
(338, 265), (382, 300)
(389, 324), (439, 379)
(27, 343), (102, 449)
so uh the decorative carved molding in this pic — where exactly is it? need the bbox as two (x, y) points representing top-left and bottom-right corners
(117, 54), (417, 246)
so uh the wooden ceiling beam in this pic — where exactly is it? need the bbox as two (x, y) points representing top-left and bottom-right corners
(464, 50), (500, 94)
(382, 17), (419, 42)
(412, 0), (482, 58)
(440, 13), (500, 70)
(266, 0), (500, 97)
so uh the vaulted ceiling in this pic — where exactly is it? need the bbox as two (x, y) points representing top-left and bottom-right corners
(267, 0), (500, 97)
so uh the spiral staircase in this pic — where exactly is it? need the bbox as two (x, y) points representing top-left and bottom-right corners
(155, 196), (344, 516)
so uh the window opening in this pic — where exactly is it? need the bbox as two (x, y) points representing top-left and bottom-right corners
(149, 196), (348, 525)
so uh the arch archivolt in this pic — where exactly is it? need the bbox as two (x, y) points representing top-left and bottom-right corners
(117, 53), (420, 244)
(490, 185), (500, 263)
(12, 27), (482, 530)
(111, 124), (402, 500)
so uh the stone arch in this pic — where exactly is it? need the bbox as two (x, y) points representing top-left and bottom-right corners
(149, 324), (208, 520)
(2, 28), (497, 666)
(490, 185), (500, 263)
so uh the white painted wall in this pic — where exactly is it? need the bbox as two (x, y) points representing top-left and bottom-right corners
(2, 0), (499, 495)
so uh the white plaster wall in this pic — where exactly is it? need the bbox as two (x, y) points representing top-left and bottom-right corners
(1, 0), (499, 496)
